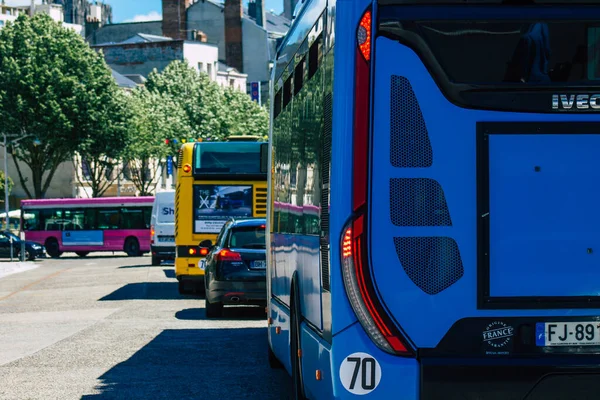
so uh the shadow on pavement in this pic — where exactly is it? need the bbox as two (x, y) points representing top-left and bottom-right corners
(98, 282), (202, 301)
(81, 328), (291, 400)
(163, 269), (176, 279)
(175, 306), (266, 321)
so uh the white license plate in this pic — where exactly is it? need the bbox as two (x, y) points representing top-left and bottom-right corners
(198, 260), (206, 270)
(252, 260), (266, 269)
(159, 236), (175, 242)
(536, 322), (600, 346)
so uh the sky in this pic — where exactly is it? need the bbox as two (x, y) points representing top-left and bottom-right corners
(103, 0), (284, 24)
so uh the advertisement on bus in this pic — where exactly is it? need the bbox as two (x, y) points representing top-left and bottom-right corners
(193, 185), (253, 233)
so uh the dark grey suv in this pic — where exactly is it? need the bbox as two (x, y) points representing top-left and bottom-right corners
(201, 218), (267, 318)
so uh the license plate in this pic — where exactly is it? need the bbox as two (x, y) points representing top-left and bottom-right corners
(158, 236), (175, 242)
(536, 322), (600, 346)
(198, 260), (206, 270)
(252, 260), (266, 269)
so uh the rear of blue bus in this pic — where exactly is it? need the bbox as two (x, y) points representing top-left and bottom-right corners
(331, 1), (600, 398)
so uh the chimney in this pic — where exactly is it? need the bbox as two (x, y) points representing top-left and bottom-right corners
(224, 0), (243, 72)
(255, 0), (265, 28)
(162, 0), (191, 40)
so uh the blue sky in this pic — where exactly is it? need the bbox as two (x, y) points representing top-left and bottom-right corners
(104, 0), (284, 23)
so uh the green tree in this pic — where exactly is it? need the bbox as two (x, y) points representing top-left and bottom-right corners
(73, 86), (134, 198)
(127, 88), (190, 196)
(222, 87), (269, 140)
(0, 14), (124, 198)
(145, 61), (225, 141)
(0, 170), (14, 198)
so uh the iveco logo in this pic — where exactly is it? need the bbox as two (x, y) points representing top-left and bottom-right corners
(552, 94), (600, 111)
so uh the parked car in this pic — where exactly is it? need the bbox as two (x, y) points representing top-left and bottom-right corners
(201, 218), (267, 318)
(0, 231), (46, 260)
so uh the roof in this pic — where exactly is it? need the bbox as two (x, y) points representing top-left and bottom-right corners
(111, 69), (138, 89)
(122, 74), (147, 85)
(188, 0), (291, 35)
(218, 61), (240, 73)
(228, 218), (267, 228)
(120, 33), (173, 44)
(21, 197), (155, 208)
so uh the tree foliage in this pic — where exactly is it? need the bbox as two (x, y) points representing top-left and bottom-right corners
(145, 61), (269, 143)
(73, 89), (133, 198)
(0, 14), (127, 198)
(126, 88), (190, 196)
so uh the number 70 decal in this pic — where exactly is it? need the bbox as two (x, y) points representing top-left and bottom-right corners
(339, 352), (382, 395)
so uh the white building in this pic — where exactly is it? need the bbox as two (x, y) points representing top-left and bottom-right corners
(0, 1), (84, 35)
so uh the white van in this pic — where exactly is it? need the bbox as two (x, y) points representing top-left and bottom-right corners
(150, 190), (175, 265)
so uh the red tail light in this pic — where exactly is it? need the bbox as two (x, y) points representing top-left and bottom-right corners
(200, 248), (209, 256)
(353, 8), (372, 212)
(340, 7), (414, 357)
(217, 249), (242, 262)
(188, 248), (198, 256)
(150, 225), (155, 244)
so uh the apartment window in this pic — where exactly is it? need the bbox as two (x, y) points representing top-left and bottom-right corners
(198, 62), (204, 72)
(207, 63), (212, 78)
(230, 79), (235, 87)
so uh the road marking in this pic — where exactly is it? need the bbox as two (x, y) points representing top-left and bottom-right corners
(0, 267), (73, 302)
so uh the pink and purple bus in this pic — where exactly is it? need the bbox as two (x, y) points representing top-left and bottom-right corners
(20, 197), (154, 258)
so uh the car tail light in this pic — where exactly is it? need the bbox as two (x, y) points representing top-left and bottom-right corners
(217, 249), (242, 262)
(340, 7), (414, 357)
(150, 225), (155, 244)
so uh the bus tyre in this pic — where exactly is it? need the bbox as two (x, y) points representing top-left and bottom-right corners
(45, 239), (61, 258)
(268, 344), (284, 369)
(290, 282), (306, 400)
(76, 252), (89, 257)
(124, 238), (140, 257)
(205, 297), (223, 318)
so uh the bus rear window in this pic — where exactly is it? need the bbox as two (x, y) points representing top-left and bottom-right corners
(380, 16), (600, 85)
(193, 143), (266, 174)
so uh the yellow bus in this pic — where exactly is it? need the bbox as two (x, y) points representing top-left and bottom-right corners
(175, 140), (268, 294)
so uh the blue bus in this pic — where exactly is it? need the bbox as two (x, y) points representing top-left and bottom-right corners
(267, 0), (600, 398)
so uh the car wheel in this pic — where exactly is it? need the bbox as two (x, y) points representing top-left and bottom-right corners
(17, 249), (34, 261)
(45, 238), (61, 258)
(124, 238), (140, 257)
(205, 297), (223, 318)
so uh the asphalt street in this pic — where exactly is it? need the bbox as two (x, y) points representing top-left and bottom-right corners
(0, 254), (291, 399)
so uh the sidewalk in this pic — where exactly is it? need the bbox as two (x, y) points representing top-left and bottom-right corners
(0, 261), (39, 280)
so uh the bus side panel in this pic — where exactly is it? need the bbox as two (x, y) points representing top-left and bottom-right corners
(300, 323), (333, 400)
(271, 232), (293, 306)
(328, 0), (368, 337)
(298, 234), (323, 330)
(268, 298), (292, 374)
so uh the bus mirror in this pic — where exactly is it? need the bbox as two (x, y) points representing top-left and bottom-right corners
(199, 239), (213, 249)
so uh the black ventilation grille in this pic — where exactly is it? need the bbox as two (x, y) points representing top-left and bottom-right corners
(177, 147), (183, 169)
(394, 237), (464, 295)
(390, 178), (452, 226)
(320, 93), (333, 291)
(390, 76), (433, 168)
(255, 187), (267, 216)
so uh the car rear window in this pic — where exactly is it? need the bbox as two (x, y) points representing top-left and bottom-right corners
(228, 225), (266, 249)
